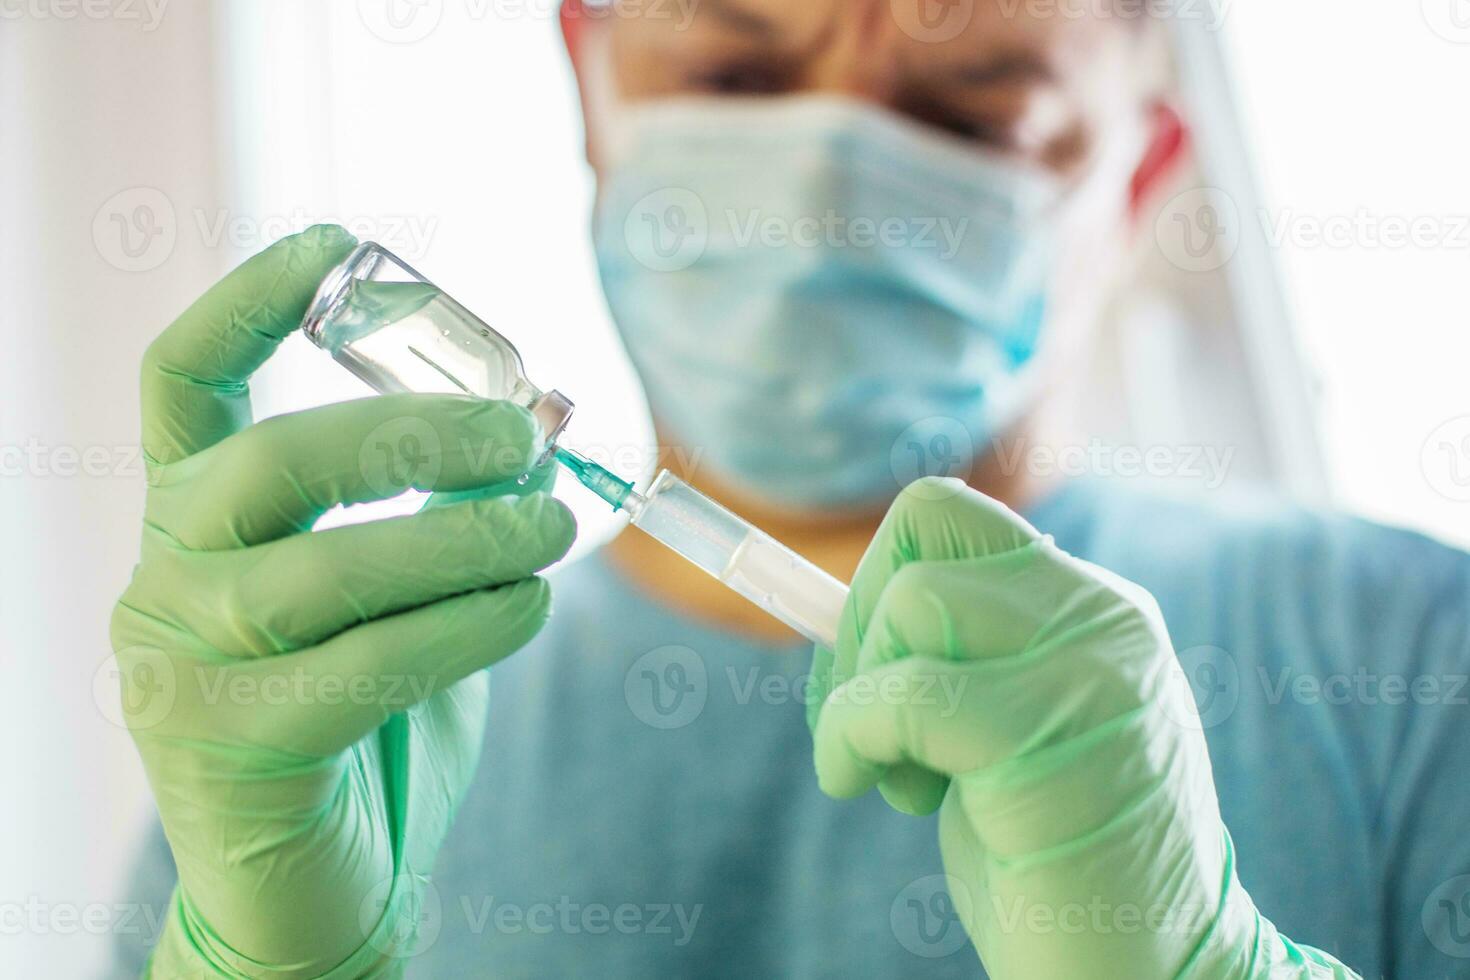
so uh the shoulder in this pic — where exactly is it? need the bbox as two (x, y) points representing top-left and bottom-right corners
(1046, 481), (1470, 667)
(1058, 478), (1465, 580)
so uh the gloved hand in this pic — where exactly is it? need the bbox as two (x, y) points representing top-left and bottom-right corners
(109, 226), (576, 977)
(809, 478), (1358, 979)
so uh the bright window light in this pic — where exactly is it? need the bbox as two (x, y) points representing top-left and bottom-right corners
(1222, 1), (1470, 545)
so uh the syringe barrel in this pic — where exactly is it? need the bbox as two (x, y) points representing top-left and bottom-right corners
(628, 471), (849, 649)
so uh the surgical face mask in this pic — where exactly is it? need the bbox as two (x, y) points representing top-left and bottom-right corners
(593, 95), (1095, 510)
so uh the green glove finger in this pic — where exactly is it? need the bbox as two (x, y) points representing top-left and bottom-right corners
(274, 576), (556, 754)
(814, 647), (1129, 805)
(141, 224), (358, 464)
(847, 551), (1059, 817)
(875, 762), (951, 818)
(141, 576), (556, 756)
(855, 547), (1061, 670)
(421, 450), (558, 511)
(812, 658), (982, 801)
(843, 477), (1040, 653)
(809, 478), (1041, 735)
(128, 491), (575, 659)
(813, 658), (933, 800)
(148, 395), (542, 550)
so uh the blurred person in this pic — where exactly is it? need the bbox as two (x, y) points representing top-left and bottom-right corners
(108, 1), (1467, 977)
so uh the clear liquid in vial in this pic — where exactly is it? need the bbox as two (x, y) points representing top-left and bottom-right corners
(319, 279), (535, 404)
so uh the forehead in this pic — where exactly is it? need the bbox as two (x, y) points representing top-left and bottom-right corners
(614, 0), (1122, 66)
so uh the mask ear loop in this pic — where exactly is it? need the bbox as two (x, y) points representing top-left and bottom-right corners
(997, 125), (1148, 430)
(1042, 119), (1153, 239)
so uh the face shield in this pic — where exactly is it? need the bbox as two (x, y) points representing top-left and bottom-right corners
(1058, 8), (1328, 501)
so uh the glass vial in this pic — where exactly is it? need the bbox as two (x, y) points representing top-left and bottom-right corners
(300, 242), (574, 450)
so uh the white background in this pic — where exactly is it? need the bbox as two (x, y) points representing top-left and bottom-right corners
(1224, 2), (1470, 540)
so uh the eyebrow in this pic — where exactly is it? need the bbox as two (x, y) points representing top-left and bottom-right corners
(943, 49), (1057, 88)
(696, 0), (781, 39)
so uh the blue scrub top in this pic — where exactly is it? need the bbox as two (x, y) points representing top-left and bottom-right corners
(112, 480), (1470, 978)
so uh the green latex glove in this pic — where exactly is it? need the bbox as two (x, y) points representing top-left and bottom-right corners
(109, 226), (576, 977)
(809, 478), (1358, 979)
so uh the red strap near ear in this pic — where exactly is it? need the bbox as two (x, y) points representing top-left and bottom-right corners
(561, 0), (586, 54)
(1130, 101), (1189, 217)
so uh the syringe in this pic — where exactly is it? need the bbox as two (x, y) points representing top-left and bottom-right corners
(555, 447), (850, 648)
